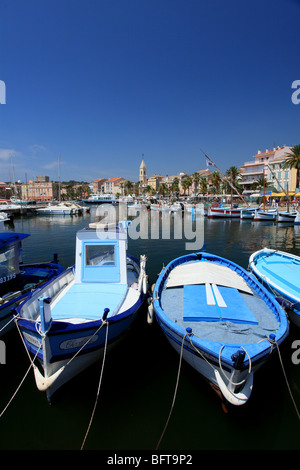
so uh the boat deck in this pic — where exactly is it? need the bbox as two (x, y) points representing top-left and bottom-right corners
(160, 260), (280, 345)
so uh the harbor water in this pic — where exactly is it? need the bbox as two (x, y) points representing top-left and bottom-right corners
(0, 207), (299, 452)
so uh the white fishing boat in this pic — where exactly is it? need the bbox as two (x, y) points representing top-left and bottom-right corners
(207, 206), (243, 218)
(277, 209), (298, 223)
(253, 209), (277, 221)
(36, 202), (77, 215)
(149, 250), (289, 406)
(16, 221), (148, 402)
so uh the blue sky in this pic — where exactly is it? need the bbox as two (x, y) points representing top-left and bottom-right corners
(0, 0), (299, 184)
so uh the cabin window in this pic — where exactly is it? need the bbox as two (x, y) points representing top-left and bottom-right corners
(85, 244), (115, 267)
(0, 246), (18, 279)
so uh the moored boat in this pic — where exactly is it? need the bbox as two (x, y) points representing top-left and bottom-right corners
(149, 250), (289, 406)
(249, 248), (300, 327)
(0, 232), (63, 335)
(36, 202), (77, 215)
(277, 209), (298, 223)
(207, 206), (244, 218)
(253, 209), (277, 221)
(15, 221), (148, 402)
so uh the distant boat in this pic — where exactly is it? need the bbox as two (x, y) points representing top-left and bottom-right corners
(207, 206), (243, 218)
(249, 248), (300, 327)
(0, 232), (63, 336)
(16, 221), (148, 402)
(82, 193), (116, 204)
(36, 202), (78, 215)
(149, 250), (289, 406)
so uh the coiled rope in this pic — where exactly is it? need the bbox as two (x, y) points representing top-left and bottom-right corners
(155, 332), (187, 450)
(81, 320), (109, 450)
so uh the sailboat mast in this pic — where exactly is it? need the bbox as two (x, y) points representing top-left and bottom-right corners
(58, 155), (61, 203)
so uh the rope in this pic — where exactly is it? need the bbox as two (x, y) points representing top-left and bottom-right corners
(0, 320), (42, 419)
(80, 321), (109, 450)
(269, 336), (300, 421)
(155, 332), (187, 450)
(0, 315), (16, 334)
(218, 345), (252, 386)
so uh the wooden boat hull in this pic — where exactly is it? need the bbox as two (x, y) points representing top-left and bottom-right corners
(16, 241), (147, 402)
(207, 207), (242, 218)
(253, 209), (277, 221)
(151, 251), (289, 406)
(249, 248), (300, 327)
(277, 210), (297, 222)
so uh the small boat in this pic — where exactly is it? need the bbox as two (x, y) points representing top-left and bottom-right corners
(277, 209), (298, 223)
(0, 232), (63, 336)
(16, 221), (148, 402)
(240, 208), (257, 219)
(82, 193), (116, 204)
(149, 250), (289, 406)
(207, 206), (243, 218)
(249, 248), (300, 327)
(36, 202), (77, 215)
(253, 209), (277, 221)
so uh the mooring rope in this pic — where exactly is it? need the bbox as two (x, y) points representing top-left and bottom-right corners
(0, 319), (42, 419)
(269, 336), (300, 421)
(155, 332), (187, 450)
(80, 320), (109, 450)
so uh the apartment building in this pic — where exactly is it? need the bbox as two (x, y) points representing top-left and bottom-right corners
(21, 177), (56, 201)
(240, 146), (294, 194)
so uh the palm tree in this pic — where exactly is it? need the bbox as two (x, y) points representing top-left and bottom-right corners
(199, 177), (208, 195)
(158, 183), (168, 196)
(210, 171), (222, 194)
(171, 177), (179, 195)
(224, 166), (242, 194)
(282, 145), (300, 189)
(181, 179), (189, 196)
(192, 172), (200, 195)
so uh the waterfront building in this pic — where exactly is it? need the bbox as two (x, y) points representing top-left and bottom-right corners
(240, 146), (294, 195)
(22, 177), (57, 201)
(148, 174), (163, 191)
(90, 178), (107, 193)
(105, 177), (126, 195)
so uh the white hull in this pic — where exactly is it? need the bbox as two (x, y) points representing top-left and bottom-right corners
(207, 207), (242, 218)
(277, 210), (297, 222)
(253, 209), (277, 221)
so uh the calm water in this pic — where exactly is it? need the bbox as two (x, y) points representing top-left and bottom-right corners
(0, 207), (300, 453)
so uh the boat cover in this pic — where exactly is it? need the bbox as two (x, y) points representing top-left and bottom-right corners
(166, 261), (252, 294)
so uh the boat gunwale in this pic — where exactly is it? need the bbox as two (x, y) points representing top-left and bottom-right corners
(249, 248), (300, 306)
(153, 251), (289, 366)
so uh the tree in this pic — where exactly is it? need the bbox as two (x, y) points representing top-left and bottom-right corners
(192, 172), (200, 194)
(210, 171), (222, 193)
(158, 183), (168, 196)
(253, 176), (272, 191)
(199, 177), (208, 195)
(171, 177), (179, 195)
(282, 145), (300, 189)
(224, 166), (242, 194)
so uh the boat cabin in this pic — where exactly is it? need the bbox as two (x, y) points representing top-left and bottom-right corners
(0, 233), (29, 296)
(74, 224), (128, 285)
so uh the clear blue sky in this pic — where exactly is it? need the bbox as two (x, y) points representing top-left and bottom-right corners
(0, 0), (299, 183)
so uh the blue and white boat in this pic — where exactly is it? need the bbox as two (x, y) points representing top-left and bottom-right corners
(277, 209), (298, 223)
(149, 251), (289, 406)
(0, 232), (63, 336)
(249, 248), (300, 327)
(16, 222), (148, 402)
(253, 208), (277, 221)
